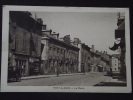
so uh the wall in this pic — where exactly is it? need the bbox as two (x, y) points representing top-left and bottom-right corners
(41, 36), (79, 74)
(111, 57), (119, 71)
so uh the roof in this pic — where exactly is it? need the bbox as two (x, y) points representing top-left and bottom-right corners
(91, 50), (110, 61)
(112, 54), (121, 59)
(81, 43), (91, 51)
(43, 33), (80, 51)
(10, 11), (42, 35)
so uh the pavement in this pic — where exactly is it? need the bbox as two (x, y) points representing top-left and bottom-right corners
(8, 72), (109, 86)
(16, 72), (127, 86)
(21, 72), (85, 80)
(94, 75), (127, 86)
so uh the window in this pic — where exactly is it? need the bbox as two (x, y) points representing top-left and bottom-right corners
(61, 49), (62, 54)
(49, 47), (52, 50)
(57, 48), (59, 54)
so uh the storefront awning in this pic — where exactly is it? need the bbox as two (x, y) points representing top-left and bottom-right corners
(109, 42), (120, 51)
(98, 65), (103, 67)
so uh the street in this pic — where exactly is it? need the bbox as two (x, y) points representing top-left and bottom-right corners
(8, 72), (112, 86)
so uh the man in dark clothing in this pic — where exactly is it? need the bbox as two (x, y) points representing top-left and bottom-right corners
(110, 68), (113, 77)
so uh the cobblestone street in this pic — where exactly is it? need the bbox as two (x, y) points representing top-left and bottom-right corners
(8, 72), (111, 86)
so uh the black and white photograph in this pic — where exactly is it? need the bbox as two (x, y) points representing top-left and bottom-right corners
(1, 6), (131, 92)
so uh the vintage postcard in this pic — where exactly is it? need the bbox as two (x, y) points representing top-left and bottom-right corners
(1, 6), (131, 92)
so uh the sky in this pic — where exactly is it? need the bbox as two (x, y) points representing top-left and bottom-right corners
(31, 12), (119, 54)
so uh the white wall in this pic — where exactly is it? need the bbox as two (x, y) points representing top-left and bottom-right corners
(41, 37), (49, 60)
(78, 44), (82, 72)
(111, 57), (119, 71)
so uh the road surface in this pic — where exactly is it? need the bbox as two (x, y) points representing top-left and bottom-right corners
(8, 72), (111, 86)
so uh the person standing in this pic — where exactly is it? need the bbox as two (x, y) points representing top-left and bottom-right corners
(110, 67), (113, 77)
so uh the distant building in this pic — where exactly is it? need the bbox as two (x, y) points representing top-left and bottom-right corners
(112, 54), (121, 71)
(78, 43), (91, 73)
(9, 11), (42, 77)
(90, 45), (101, 72)
(100, 51), (110, 72)
(41, 28), (79, 74)
(111, 56), (119, 72)
(89, 45), (110, 72)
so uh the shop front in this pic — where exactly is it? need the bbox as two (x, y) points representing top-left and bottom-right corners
(13, 54), (29, 77)
(29, 57), (40, 76)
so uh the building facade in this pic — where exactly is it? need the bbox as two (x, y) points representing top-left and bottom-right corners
(111, 57), (119, 72)
(109, 54), (121, 72)
(41, 28), (79, 75)
(109, 13), (126, 77)
(9, 11), (42, 77)
(89, 45), (110, 72)
(78, 43), (91, 73)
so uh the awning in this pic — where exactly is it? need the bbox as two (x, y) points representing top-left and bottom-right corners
(98, 65), (103, 67)
(109, 42), (120, 51)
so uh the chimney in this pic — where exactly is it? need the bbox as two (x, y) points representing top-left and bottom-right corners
(42, 24), (47, 30)
(57, 33), (59, 39)
(52, 32), (59, 39)
(91, 45), (94, 52)
(49, 29), (52, 34)
(37, 18), (43, 24)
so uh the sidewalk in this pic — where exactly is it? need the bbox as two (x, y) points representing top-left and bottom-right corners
(94, 76), (127, 86)
(21, 73), (85, 80)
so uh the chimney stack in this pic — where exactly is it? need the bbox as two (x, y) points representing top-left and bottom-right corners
(49, 29), (52, 34)
(42, 24), (47, 30)
(91, 45), (94, 52)
(57, 33), (59, 39)
(37, 18), (43, 24)
(52, 32), (59, 39)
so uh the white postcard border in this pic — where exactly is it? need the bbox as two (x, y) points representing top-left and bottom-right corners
(1, 6), (132, 93)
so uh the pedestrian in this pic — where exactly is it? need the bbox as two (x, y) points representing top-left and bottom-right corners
(110, 67), (113, 77)
(21, 65), (24, 77)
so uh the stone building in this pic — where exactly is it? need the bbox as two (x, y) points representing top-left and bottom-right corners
(78, 43), (91, 73)
(109, 54), (121, 72)
(109, 13), (126, 77)
(100, 51), (110, 72)
(110, 56), (119, 72)
(9, 11), (42, 77)
(41, 27), (79, 75)
(90, 45), (101, 72)
(89, 45), (110, 72)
